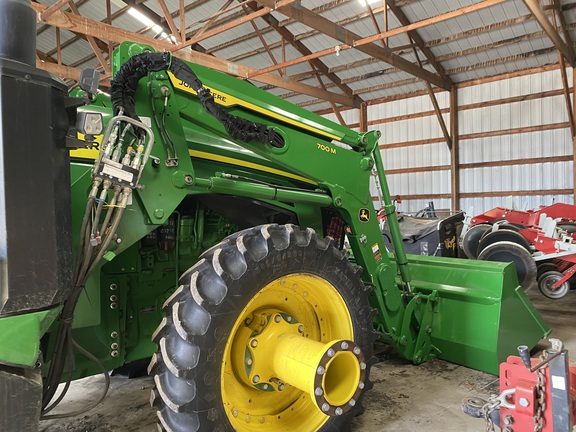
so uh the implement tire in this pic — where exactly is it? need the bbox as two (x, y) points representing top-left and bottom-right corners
(149, 224), (377, 432)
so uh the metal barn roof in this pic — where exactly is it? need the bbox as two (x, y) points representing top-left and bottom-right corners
(32, 0), (576, 116)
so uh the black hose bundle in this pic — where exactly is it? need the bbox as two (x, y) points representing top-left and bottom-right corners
(111, 51), (284, 148)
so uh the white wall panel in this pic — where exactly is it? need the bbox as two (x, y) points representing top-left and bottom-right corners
(322, 69), (573, 215)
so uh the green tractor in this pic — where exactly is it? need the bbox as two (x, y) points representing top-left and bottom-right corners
(0, 2), (549, 431)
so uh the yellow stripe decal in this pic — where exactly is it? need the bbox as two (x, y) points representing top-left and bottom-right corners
(188, 149), (317, 185)
(168, 72), (341, 141)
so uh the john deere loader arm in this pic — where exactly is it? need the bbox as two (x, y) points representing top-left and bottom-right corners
(78, 44), (548, 432)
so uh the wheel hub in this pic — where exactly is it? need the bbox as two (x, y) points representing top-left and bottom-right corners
(237, 310), (366, 416)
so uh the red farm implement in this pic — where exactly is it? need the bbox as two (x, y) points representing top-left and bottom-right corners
(461, 203), (576, 298)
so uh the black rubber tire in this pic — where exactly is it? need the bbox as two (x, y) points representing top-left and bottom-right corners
(149, 224), (377, 432)
(477, 241), (537, 291)
(462, 224), (492, 259)
(538, 270), (570, 299)
(477, 229), (532, 257)
(537, 262), (557, 279)
(558, 222), (576, 234)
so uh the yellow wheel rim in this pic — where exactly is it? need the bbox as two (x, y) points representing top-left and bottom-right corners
(221, 273), (354, 432)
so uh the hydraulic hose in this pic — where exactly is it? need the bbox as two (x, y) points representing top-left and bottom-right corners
(110, 51), (284, 147)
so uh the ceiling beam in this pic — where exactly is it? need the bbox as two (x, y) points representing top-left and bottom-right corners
(172, 0), (298, 52)
(255, 0), (451, 90)
(522, 0), (576, 66)
(36, 60), (111, 86)
(387, 1), (452, 84)
(31, 2), (356, 107)
(244, 2), (362, 104)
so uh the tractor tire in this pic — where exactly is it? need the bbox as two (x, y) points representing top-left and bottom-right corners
(149, 224), (377, 432)
(538, 271), (570, 299)
(477, 241), (537, 291)
(462, 224), (492, 259)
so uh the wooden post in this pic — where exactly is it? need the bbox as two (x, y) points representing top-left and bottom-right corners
(573, 68), (576, 199)
(450, 88), (460, 212)
(359, 102), (368, 132)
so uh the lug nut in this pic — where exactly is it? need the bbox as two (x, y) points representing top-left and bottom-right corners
(233, 410), (238, 417)
(358, 381), (365, 389)
(298, 325), (304, 333)
(274, 314), (281, 323)
(252, 375), (260, 383)
(317, 366), (325, 375)
(315, 387), (323, 396)
(321, 403), (330, 412)
(341, 342), (349, 350)
(327, 348), (335, 358)
(360, 362), (366, 370)
(353, 347), (361, 355)
(250, 339), (258, 348)
(335, 407), (343, 416)
(349, 399), (356, 407)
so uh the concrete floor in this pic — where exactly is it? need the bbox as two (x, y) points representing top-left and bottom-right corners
(39, 288), (576, 432)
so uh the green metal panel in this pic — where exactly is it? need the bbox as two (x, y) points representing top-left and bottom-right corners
(402, 254), (550, 374)
(0, 307), (61, 367)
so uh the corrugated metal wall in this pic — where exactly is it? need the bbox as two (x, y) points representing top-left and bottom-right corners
(324, 69), (574, 215)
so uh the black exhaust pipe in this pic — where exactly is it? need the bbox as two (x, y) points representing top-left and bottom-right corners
(0, 0), (36, 65)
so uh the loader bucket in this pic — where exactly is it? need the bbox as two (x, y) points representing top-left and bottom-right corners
(405, 254), (550, 375)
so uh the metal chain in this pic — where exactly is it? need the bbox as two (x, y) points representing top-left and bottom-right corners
(481, 400), (498, 432)
(533, 354), (547, 432)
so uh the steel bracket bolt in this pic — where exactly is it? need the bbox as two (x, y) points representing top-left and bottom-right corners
(298, 325), (304, 333)
(250, 339), (258, 348)
(518, 397), (529, 407)
(252, 375), (260, 384)
(110, 295), (117, 302)
(274, 314), (281, 323)
(110, 283), (117, 291)
(503, 415), (514, 425)
(111, 350), (119, 357)
(110, 302), (118, 309)
(184, 175), (193, 185)
(110, 331), (118, 338)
